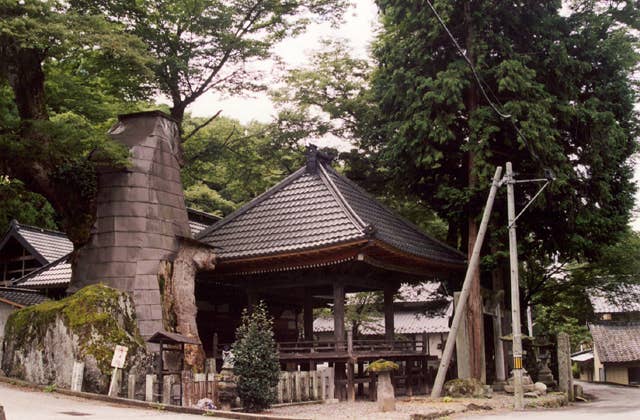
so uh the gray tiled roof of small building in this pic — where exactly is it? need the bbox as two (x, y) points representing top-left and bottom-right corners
(14, 223), (73, 263)
(13, 254), (71, 289)
(590, 322), (640, 363)
(198, 158), (465, 265)
(314, 302), (452, 335)
(189, 220), (209, 237)
(588, 285), (640, 314)
(0, 287), (49, 307)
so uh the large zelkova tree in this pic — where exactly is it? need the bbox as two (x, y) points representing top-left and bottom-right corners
(71, 0), (348, 127)
(1, 0), (347, 248)
(370, 0), (638, 379)
(0, 0), (154, 243)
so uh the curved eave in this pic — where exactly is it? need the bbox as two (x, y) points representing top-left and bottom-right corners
(210, 239), (369, 275)
(209, 237), (465, 277)
(363, 239), (467, 275)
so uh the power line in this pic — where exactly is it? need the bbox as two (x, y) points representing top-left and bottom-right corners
(424, 0), (542, 163)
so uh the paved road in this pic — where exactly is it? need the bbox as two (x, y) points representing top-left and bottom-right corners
(0, 381), (226, 420)
(461, 380), (640, 419)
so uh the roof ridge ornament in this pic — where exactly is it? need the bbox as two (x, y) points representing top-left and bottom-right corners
(306, 144), (334, 173)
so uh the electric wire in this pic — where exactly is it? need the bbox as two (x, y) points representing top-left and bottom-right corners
(424, 0), (542, 163)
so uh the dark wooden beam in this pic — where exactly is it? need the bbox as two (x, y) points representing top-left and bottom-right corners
(384, 282), (395, 343)
(333, 281), (345, 346)
(304, 288), (314, 341)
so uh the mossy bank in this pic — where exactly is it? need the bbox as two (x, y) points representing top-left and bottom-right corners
(1, 284), (150, 393)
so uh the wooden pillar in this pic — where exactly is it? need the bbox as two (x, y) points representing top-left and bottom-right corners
(333, 281), (345, 348)
(347, 362), (355, 401)
(304, 289), (314, 341)
(247, 289), (258, 312)
(357, 361), (364, 396)
(384, 283), (395, 343)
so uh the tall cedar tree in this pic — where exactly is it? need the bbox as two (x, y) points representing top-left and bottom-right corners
(371, 0), (638, 379)
(232, 301), (280, 412)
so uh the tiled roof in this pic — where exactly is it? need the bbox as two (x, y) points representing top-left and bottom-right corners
(4, 208), (218, 290)
(590, 322), (640, 363)
(323, 166), (464, 263)
(0, 220), (73, 264)
(588, 285), (640, 314)
(397, 281), (446, 303)
(189, 220), (210, 237)
(13, 254), (71, 289)
(314, 302), (452, 335)
(198, 152), (465, 266)
(0, 286), (49, 308)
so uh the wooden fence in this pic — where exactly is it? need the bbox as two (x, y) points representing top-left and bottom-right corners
(276, 367), (335, 403)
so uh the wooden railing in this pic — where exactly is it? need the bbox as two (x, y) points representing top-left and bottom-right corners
(214, 332), (429, 359)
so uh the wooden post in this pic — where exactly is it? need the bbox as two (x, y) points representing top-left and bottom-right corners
(333, 281), (345, 349)
(347, 330), (353, 356)
(431, 166), (503, 398)
(304, 289), (314, 341)
(247, 289), (258, 312)
(357, 361), (365, 396)
(212, 333), (218, 373)
(384, 283), (395, 343)
(0, 405), (5, 420)
(108, 367), (121, 397)
(407, 361), (413, 397)
(347, 362), (355, 402)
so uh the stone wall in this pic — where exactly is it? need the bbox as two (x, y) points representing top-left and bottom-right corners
(71, 111), (192, 338)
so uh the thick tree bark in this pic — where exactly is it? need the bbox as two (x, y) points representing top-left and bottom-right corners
(169, 242), (216, 369)
(463, 0), (485, 382)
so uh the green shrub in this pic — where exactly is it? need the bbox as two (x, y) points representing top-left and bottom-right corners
(232, 302), (280, 412)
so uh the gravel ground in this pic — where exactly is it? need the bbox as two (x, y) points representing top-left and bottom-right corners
(267, 393), (566, 420)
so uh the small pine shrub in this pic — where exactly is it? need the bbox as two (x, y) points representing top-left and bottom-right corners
(232, 301), (280, 412)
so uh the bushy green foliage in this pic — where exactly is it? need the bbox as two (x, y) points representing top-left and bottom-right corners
(232, 302), (280, 412)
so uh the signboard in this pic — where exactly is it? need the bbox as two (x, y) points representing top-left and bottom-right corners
(111, 345), (129, 369)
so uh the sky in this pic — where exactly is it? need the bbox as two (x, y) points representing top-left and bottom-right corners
(185, 0), (640, 231)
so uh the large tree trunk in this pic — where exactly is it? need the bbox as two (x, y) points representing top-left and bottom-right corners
(463, 0), (486, 383)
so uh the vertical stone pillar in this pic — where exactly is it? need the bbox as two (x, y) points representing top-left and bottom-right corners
(127, 374), (137, 400)
(145, 374), (157, 402)
(162, 375), (174, 405)
(70, 361), (84, 392)
(557, 332), (574, 401)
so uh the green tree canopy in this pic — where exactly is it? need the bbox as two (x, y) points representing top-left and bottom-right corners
(370, 0), (638, 267)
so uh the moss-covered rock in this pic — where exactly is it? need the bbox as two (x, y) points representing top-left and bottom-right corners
(443, 378), (488, 398)
(367, 359), (399, 373)
(1, 284), (150, 393)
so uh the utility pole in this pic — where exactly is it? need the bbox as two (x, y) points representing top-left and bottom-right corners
(431, 166), (503, 398)
(506, 162), (524, 410)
